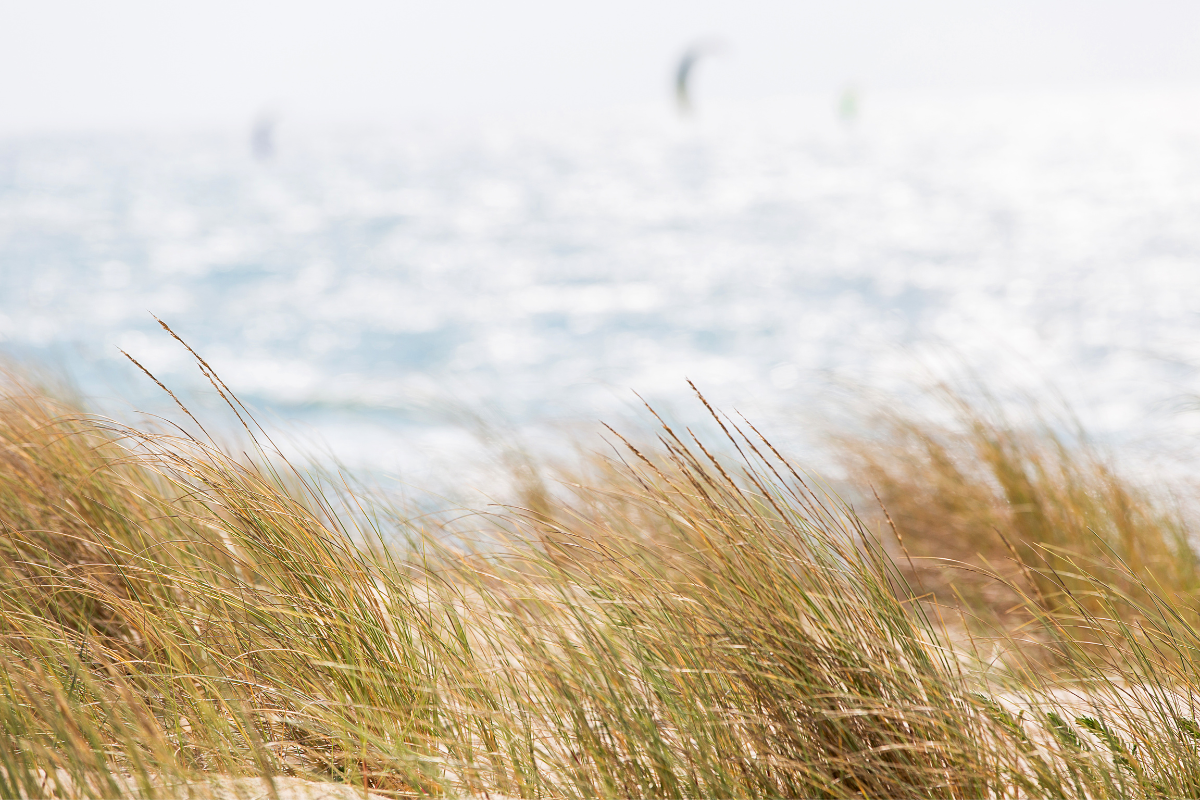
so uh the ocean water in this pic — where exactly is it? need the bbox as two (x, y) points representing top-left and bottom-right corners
(4, 91), (1200, 488)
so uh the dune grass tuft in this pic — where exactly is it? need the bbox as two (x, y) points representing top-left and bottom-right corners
(839, 389), (1200, 630)
(5, 357), (1200, 798)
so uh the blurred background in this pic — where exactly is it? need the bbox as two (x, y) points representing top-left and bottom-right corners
(3, 0), (1200, 489)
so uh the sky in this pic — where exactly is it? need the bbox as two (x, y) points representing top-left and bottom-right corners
(1, 0), (1200, 132)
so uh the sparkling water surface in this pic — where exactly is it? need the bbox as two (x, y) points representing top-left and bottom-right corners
(4, 91), (1200, 490)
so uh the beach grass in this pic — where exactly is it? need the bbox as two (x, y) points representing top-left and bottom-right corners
(838, 387), (1200, 630)
(5, 353), (1200, 798)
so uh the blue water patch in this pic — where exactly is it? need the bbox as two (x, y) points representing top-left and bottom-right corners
(3, 93), (1200, 481)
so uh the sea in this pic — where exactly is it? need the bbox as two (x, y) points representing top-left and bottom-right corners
(4, 90), (1200, 495)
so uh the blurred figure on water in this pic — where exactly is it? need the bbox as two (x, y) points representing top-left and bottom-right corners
(838, 83), (860, 125)
(251, 111), (277, 160)
(674, 40), (723, 116)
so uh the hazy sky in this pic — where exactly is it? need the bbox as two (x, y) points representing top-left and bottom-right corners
(2, 0), (1200, 132)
